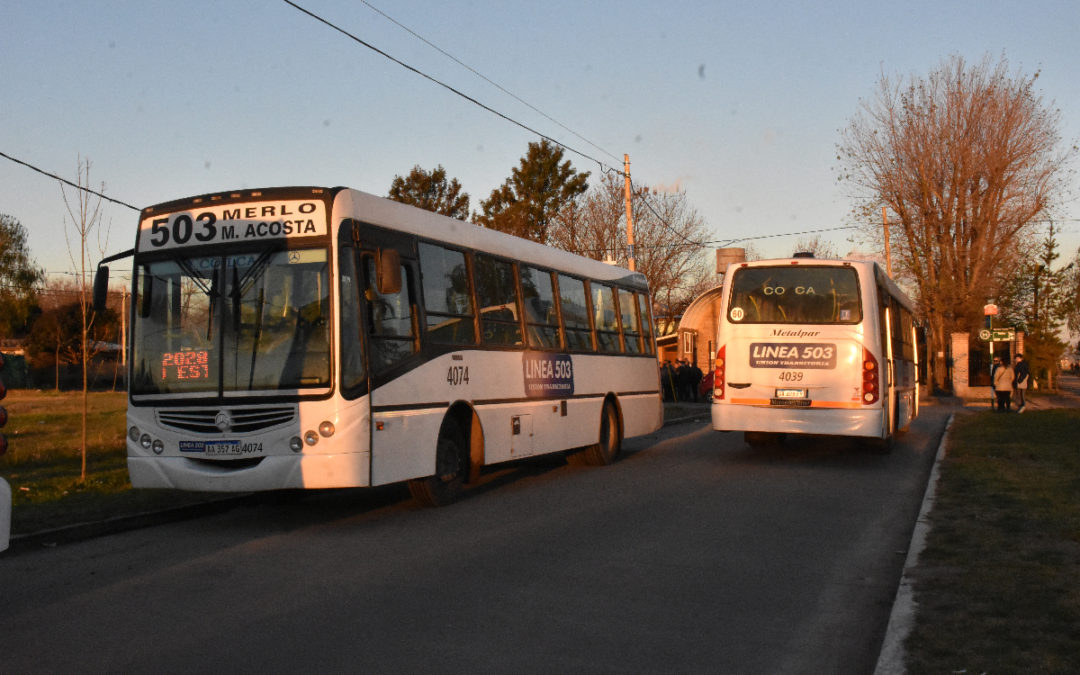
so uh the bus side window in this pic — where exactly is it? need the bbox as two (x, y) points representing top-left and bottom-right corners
(558, 274), (594, 352)
(619, 288), (642, 354)
(364, 255), (418, 374)
(521, 265), (561, 349)
(418, 242), (476, 345)
(637, 292), (655, 355)
(594, 283), (622, 353)
(474, 253), (523, 346)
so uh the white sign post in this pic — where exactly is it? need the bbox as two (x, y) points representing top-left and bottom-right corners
(0, 477), (10, 552)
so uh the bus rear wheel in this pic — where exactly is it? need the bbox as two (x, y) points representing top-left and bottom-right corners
(408, 417), (467, 507)
(580, 400), (622, 466)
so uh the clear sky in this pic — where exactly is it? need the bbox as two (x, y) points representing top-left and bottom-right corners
(2, 0), (1079, 281)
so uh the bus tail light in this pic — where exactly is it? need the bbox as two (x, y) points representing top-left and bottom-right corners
(713, 345), (726, 400)
(862, 348), (880, 405)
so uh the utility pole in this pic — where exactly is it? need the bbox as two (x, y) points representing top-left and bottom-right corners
(623, 154), (636, 271)
(882, 206), (892, 277)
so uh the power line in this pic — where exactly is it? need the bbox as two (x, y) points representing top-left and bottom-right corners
(358, 0), (621, 165)
(0, 150), (140, 212)
(281, 0), (622, 177)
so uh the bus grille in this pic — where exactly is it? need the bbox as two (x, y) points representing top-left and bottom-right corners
(157, 407), (296, 434)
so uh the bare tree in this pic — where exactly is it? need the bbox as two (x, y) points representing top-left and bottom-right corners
(838, 54), (1075, 390)
(792, 234), (840, 259)
(550, 173), (712, 318)
(60, 157), (109, 482)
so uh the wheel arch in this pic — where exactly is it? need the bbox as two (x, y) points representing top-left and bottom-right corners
(445, 400), (484, 483)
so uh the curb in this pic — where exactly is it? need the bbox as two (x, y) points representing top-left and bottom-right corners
(873, 412), (954, 675)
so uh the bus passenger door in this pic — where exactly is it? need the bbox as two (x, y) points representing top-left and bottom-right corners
(353, 233), (431, 485)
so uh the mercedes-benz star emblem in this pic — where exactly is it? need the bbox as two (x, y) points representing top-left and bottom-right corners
(215, 411), (232, 432)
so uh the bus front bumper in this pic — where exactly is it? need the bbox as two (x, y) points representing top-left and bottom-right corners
(128, 451), (371, 491)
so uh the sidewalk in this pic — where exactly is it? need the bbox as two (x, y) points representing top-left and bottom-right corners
(958, 372), (1080, 412)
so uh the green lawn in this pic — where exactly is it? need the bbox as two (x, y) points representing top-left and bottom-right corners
(1, 390), (220, 535)
(905, 408), (1080, 674)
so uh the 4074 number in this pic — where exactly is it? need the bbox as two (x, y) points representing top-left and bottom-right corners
(447, 365), (470, 386)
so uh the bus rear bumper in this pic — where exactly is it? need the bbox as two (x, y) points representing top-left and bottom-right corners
(710, 402), (886, 439)
(128, 452), (371, 491)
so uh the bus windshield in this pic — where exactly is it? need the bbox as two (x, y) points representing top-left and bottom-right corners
(130, 247), (331, 395)
(726, 265), (862, 325)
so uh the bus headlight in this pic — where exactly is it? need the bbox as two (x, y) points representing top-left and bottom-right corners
(304, 430), (319, 446)
(152, 439), (165, 454)
(318, 421), (336, 438)
(129, 426), (141, 442)
(139, 434), (153, 450)
(289, 436), (304, 452)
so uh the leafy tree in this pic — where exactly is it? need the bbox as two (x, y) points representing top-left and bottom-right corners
(388, 165), (470, 219)
(476, 140), (589, 243)
(24, 298), (119, 389)
(838, 54), (1075, 390)
(997, 224), (1073, 388)
(0, 214), (44, 338)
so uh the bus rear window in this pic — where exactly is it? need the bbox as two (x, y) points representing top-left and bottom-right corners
(727, 265), (862, 324)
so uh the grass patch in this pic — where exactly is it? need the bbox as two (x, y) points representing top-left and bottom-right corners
(905, 409), (1080, 674)
(1, 390), (222, 535)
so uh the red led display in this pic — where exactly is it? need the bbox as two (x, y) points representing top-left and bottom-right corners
(161, 350), (210, 381)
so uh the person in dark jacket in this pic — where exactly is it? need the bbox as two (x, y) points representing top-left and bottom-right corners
(1013, 353), (1030, 412)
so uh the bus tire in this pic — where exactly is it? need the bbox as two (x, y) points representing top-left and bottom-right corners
(408, 417), (467, 507)
(581, 400), (622, 466)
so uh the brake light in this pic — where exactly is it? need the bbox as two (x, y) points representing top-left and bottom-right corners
(862, 348), (880, 405)
(713, 345), (726, 400)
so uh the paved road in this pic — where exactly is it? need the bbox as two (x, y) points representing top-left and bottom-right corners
(0, 405), (951, 674)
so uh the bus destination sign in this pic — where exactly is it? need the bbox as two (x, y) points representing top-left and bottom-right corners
(137, 199), (328, 252)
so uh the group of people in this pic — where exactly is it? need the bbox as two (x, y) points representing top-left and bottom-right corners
(661, 359), (704, 403)
(992, 352), (1031, 412)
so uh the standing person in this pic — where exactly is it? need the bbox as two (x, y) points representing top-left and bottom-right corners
(992, 356), (1015, 412)
(1013, 353), (1030, 412)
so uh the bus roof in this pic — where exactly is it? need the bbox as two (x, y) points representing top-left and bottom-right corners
(140, 186), (648, 291)
(335, 188), (648, 290)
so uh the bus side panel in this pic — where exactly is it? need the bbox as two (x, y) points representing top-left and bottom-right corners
(369, 406), (445, 486)
(619, 392), (664, 438)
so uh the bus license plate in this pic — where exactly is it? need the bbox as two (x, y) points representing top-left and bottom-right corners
(179, 440), (241, 455)
(775, 388), (807, 399)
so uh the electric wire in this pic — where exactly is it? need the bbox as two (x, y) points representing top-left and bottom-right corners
(282, 0), (620, 177)
(0, 150), (139, 212)
(358, 0), (621, 165)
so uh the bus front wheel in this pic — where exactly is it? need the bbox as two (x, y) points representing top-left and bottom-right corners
(408, 417), (467, 507)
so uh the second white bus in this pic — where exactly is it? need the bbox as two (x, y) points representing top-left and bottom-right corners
(710, 256), (918, 450)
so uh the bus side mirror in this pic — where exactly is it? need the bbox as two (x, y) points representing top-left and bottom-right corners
(93, 265), (111, 312)
(377, 249), (402, 295)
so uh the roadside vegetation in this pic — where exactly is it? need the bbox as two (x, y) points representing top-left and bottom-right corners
(1, 390), (218, 535)
(905, 408), (1080, 673)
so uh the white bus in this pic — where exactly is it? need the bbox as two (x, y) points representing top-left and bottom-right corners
(95, 187), (662, 505)
(710, 256), (918, 450)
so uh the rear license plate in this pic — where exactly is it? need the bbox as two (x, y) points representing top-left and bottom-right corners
(775, 388), (807, 399)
